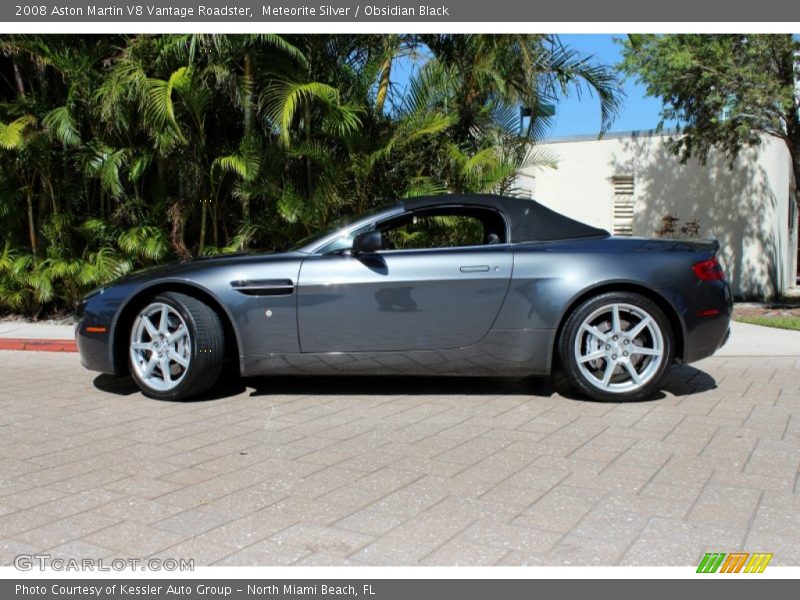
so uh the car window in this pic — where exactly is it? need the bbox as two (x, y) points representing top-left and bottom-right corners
(316, 206), (506, 254)
(381, 212), (500, 250)
(317, 231), (359, 255)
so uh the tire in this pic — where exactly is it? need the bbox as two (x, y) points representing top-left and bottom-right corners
(558, 291), (673, 402)
(127, 292), (225, 401)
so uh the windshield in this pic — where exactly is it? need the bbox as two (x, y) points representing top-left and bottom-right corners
(286, 205), (398, 253)
(285, 214), (356, 252)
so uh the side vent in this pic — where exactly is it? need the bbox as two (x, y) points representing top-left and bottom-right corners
(612, 176), (635, 236)
(230, 279), (295, 296)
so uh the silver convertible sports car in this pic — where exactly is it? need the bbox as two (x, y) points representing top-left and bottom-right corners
(76, 194), (731, 402)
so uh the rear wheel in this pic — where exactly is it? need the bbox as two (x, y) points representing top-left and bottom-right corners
(558, 292), (673, 402)
(128, 292), (224, 401)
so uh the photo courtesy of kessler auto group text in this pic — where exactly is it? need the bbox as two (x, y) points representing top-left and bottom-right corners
(0, 0), (798, 598)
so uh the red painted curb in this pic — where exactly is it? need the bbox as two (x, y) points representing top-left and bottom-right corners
(0, 338), (78, 352)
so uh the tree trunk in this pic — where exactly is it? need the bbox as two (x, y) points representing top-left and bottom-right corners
(792, 139), (800, 237)
(212, 202), (219, 248)
(243, 52), (254, 135)
(174, 171), (189, 258)
(199, 171), (209, 252)
(793, 149), (800, 214)
(242, 52), (254, 224)
(199, 199), (207, 252)
(12, 60), (25, 98)
(168, 201), (190, 260)
(787, 117), (800, 226)
(26, 189), (37, 256)
(46, 177), (64, 248)
(47, 178), (59, 215)
(304, 103), (313, 197)
(241, 191), (251, 226)
(376, 56), (392, 115)
(787, 126), (800, 289)
(35, 187), (48, 254)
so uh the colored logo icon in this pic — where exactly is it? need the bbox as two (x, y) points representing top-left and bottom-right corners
(697, 552), (773, 573)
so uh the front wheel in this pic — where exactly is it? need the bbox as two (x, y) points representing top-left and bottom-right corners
(128, 292), (224, 401)
(558, 292), (673, 402)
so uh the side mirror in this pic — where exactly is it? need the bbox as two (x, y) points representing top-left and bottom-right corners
(352, 230), (383, 254)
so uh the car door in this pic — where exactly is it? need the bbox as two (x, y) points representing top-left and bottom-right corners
(296, 212), (513, 353)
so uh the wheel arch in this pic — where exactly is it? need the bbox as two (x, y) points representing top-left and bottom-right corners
(551, 281), (686, 371)
(110, 281), (241, 375)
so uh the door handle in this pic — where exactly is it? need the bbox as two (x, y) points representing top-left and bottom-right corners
(460, 265), (491, 273)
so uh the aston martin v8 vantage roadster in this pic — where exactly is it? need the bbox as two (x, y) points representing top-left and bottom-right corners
(76, 194), (731, 402)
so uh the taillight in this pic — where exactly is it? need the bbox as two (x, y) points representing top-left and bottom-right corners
(692, 257), (725, 281)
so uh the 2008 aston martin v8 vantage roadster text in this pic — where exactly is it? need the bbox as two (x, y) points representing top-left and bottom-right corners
(76, 194), (731, 402)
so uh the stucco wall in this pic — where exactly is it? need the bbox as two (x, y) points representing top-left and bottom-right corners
(518, 133), (796, 299)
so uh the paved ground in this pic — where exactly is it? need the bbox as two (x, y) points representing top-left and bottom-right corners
(1, 346), (799, 567)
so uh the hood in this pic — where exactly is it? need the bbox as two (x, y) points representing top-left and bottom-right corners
(112, 251), (305, 285)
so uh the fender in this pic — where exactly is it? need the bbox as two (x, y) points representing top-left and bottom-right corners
(108, 278), (245, 375)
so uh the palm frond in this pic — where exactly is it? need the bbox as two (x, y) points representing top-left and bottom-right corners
(128, 152), (153, 182)
(263, 79), (358, 145)
(403, 178), (449, 198)
(43, 106), (80, 147)
(212, 151), (260, 182)
(0, 241), (18, 272)
(0, 115), (37, 150)
(118, 226), (168, 261)
(86, 145), (128, 200)
(78, 246), (130, 286)
(144, 66), (191, 146)
(276, 183), (304, 224)
(250, 34), (308, 67)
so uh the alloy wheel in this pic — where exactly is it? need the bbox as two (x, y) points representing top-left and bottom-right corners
(129, 302), (191, 392)
(573, 302), (665, 393)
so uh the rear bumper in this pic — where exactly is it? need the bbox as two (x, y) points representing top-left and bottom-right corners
(683, 313), (731, 363)
(679, 280), (733, 364)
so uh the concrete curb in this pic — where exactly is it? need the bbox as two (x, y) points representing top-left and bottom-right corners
(0, 338), (77, 352)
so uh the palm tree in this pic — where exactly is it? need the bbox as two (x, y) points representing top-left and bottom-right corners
(0, 114), (41, 254)
(0, 33), (623, 317)
(423, 34), (620, 137)
(398, 35), (619, 196)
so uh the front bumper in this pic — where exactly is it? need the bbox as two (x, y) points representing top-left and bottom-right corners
(75, 318), (115, 373)
(74, 287), (123, 375)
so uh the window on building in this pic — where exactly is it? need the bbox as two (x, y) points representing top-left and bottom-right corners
(612, 176), (635, 236)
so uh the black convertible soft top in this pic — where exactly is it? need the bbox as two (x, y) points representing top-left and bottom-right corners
(400, 194), (609, 242)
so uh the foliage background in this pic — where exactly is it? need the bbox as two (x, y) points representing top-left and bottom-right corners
(0, 34), (619, 317)
(620, 34), (800, 215)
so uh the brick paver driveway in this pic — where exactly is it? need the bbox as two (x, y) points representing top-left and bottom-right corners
(1, 350), (798, 566)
